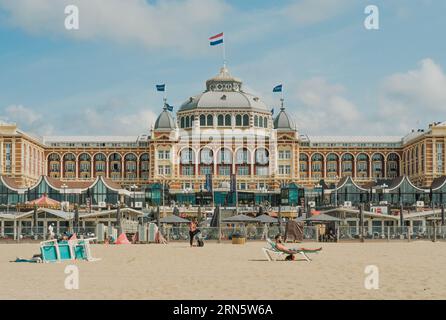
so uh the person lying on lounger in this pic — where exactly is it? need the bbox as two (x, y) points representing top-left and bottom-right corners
(274, 234), (298, 261)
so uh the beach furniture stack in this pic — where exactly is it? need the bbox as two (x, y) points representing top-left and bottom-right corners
(40, 238), (100, 263)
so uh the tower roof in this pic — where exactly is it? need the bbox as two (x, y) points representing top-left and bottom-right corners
(273, 106), (296, 131)
(154, 106), (176, 131)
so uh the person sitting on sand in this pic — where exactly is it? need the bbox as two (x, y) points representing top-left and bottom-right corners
(274, 234), (296, 261)
(189, 219), (200, 247)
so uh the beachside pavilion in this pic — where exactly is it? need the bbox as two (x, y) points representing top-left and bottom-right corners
(0, 207), (143, 240)
(0, 175), (133, 209)
(326, 175), (441, 207)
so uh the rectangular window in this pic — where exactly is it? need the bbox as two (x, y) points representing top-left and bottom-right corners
(158, 165), (164, 175)
(256, 166), (268, 176)
(158, 151), (164, 160)
(278, 165), (290, 175)
(164, 165), (171, 175)
(300, 163), (307, 172)
(279, 150), (291, 160)
(164, 150), (171, 160)
(218, 165), (231, 176)
(238, 183), (247, 190)
(237, 166), (249, 176)
(200, 166), (212, 175)
(437, 143), (443, 173)
(181, 165), (194, 176)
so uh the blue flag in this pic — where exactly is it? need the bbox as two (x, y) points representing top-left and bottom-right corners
(165, 104), (174, 112)
(205, 174), (213, 192)
(273, 84), (282, 92)
(156, 84), (166, 92)
(271, 108), (274, 115)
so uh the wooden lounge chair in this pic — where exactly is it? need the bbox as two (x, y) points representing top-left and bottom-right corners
(262, 238), (321, 262)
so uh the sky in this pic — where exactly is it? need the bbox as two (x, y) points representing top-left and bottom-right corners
(0, 0), (445, 137)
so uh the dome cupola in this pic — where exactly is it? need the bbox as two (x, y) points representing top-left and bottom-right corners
(273, 101), (296, 131)
(154, 104), (176, 131)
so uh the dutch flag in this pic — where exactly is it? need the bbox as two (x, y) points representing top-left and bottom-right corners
(209, 32), (224, 46)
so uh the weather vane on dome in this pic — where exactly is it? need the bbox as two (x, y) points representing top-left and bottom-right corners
(209, 32), (226, 68)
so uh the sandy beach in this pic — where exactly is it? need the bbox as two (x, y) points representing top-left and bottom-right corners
(0, 241), (445, 300)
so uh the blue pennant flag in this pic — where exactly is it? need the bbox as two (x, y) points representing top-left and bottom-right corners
(273, 84), (282, 93)
(165, 104), (174, 112)
(156, 84), (166, 92)
(271, 108), (274, 115)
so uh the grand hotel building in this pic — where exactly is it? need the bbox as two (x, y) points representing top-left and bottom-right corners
(1, 66), (445, 206)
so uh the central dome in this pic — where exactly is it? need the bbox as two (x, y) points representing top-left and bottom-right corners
(179, 67), (269, 112)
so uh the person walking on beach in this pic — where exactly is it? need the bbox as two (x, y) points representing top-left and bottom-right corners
(189, 219), (200, 247)
(48, 223), (55, 240)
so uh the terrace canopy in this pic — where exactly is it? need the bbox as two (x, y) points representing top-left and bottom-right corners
(305, 213), (342, 223)
(329, 176), (369, 206)
(26, 194), (60, 209)
(381, 176), (428, 205)
(159, 215), (190, 224)
(254, 214), (278, 224)
(222, 214), (256, 223)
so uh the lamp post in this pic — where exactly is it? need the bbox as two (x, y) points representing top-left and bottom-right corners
(61, 183), (68, 211)
(130, 184), (138, 208)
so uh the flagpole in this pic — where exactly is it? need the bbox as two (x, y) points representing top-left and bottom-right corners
(223, 35), (226, 68)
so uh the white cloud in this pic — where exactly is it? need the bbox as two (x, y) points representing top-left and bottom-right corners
(379, 58), (446, 130)
(0, 104), (55, 136)
(293, 77), (362, 134)
(0, 0), (230, 52)
(0, 0), (355, 53)
(282, 0), (354, 25)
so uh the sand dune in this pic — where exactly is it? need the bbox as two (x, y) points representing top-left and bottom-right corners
(0, 241), (445, 300)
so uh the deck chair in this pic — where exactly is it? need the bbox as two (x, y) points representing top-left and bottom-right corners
(262, 238), (321, 262)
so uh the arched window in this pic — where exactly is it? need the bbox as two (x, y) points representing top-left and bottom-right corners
(180, 117), (185, 128)
(356, 153), (369, 178)
(185, 116), (190, 128)
(94, 153), (106, 176)
(48, 153), (61, 177)
(341, 153), (354, 176)
(218, 114), (224, 126)
(243, 114), (249, 126)
(140, 153), (150, 179)
(200, 148), (213, 164)
(236, 148), (250, 164)
(207, 114), (213, 126)
(235, 115), (242, 126)
(63, 153), (76, 178)
(200, 114), (206, 126)
(258, 117), (263, 128)
(255, 148), (269, 165)
(263, 117), (268, 128)
(180, 148), (195, 164)
(254, 115), (258, 127)
(299, 154), (309, 174)
(217, 148), (232, 164)
(78, 153), (91, 178)
(387, 153), (399, 178)
(225, 114), (231, 126)
(311, 153), (323, 176)
(326, 153), (339, 176)
(372, 153), (384, 178)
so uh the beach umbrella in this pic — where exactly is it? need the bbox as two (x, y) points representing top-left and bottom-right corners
(74, 205), (79, 231)
(210, 205), (220, 227)
(159, 215), (189, 224)
(33, 205), (38, 235)
(222, 214), (256, 223)
(254, 214), (278, 224)
(156, 206), (160, 227)
(116, 205), (121, 234)
(304, 213), (342, 222)
(441, 204), (445, 226)
(400, 204), (404, 227)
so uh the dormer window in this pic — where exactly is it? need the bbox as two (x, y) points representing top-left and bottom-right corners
(253, 97), (259, 102)
(221, 95), (227, 100)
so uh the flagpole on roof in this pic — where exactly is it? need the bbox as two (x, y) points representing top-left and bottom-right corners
(223, 36), (227, 68)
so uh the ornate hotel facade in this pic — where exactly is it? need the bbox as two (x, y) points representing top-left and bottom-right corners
(1, 66), (445, 204)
